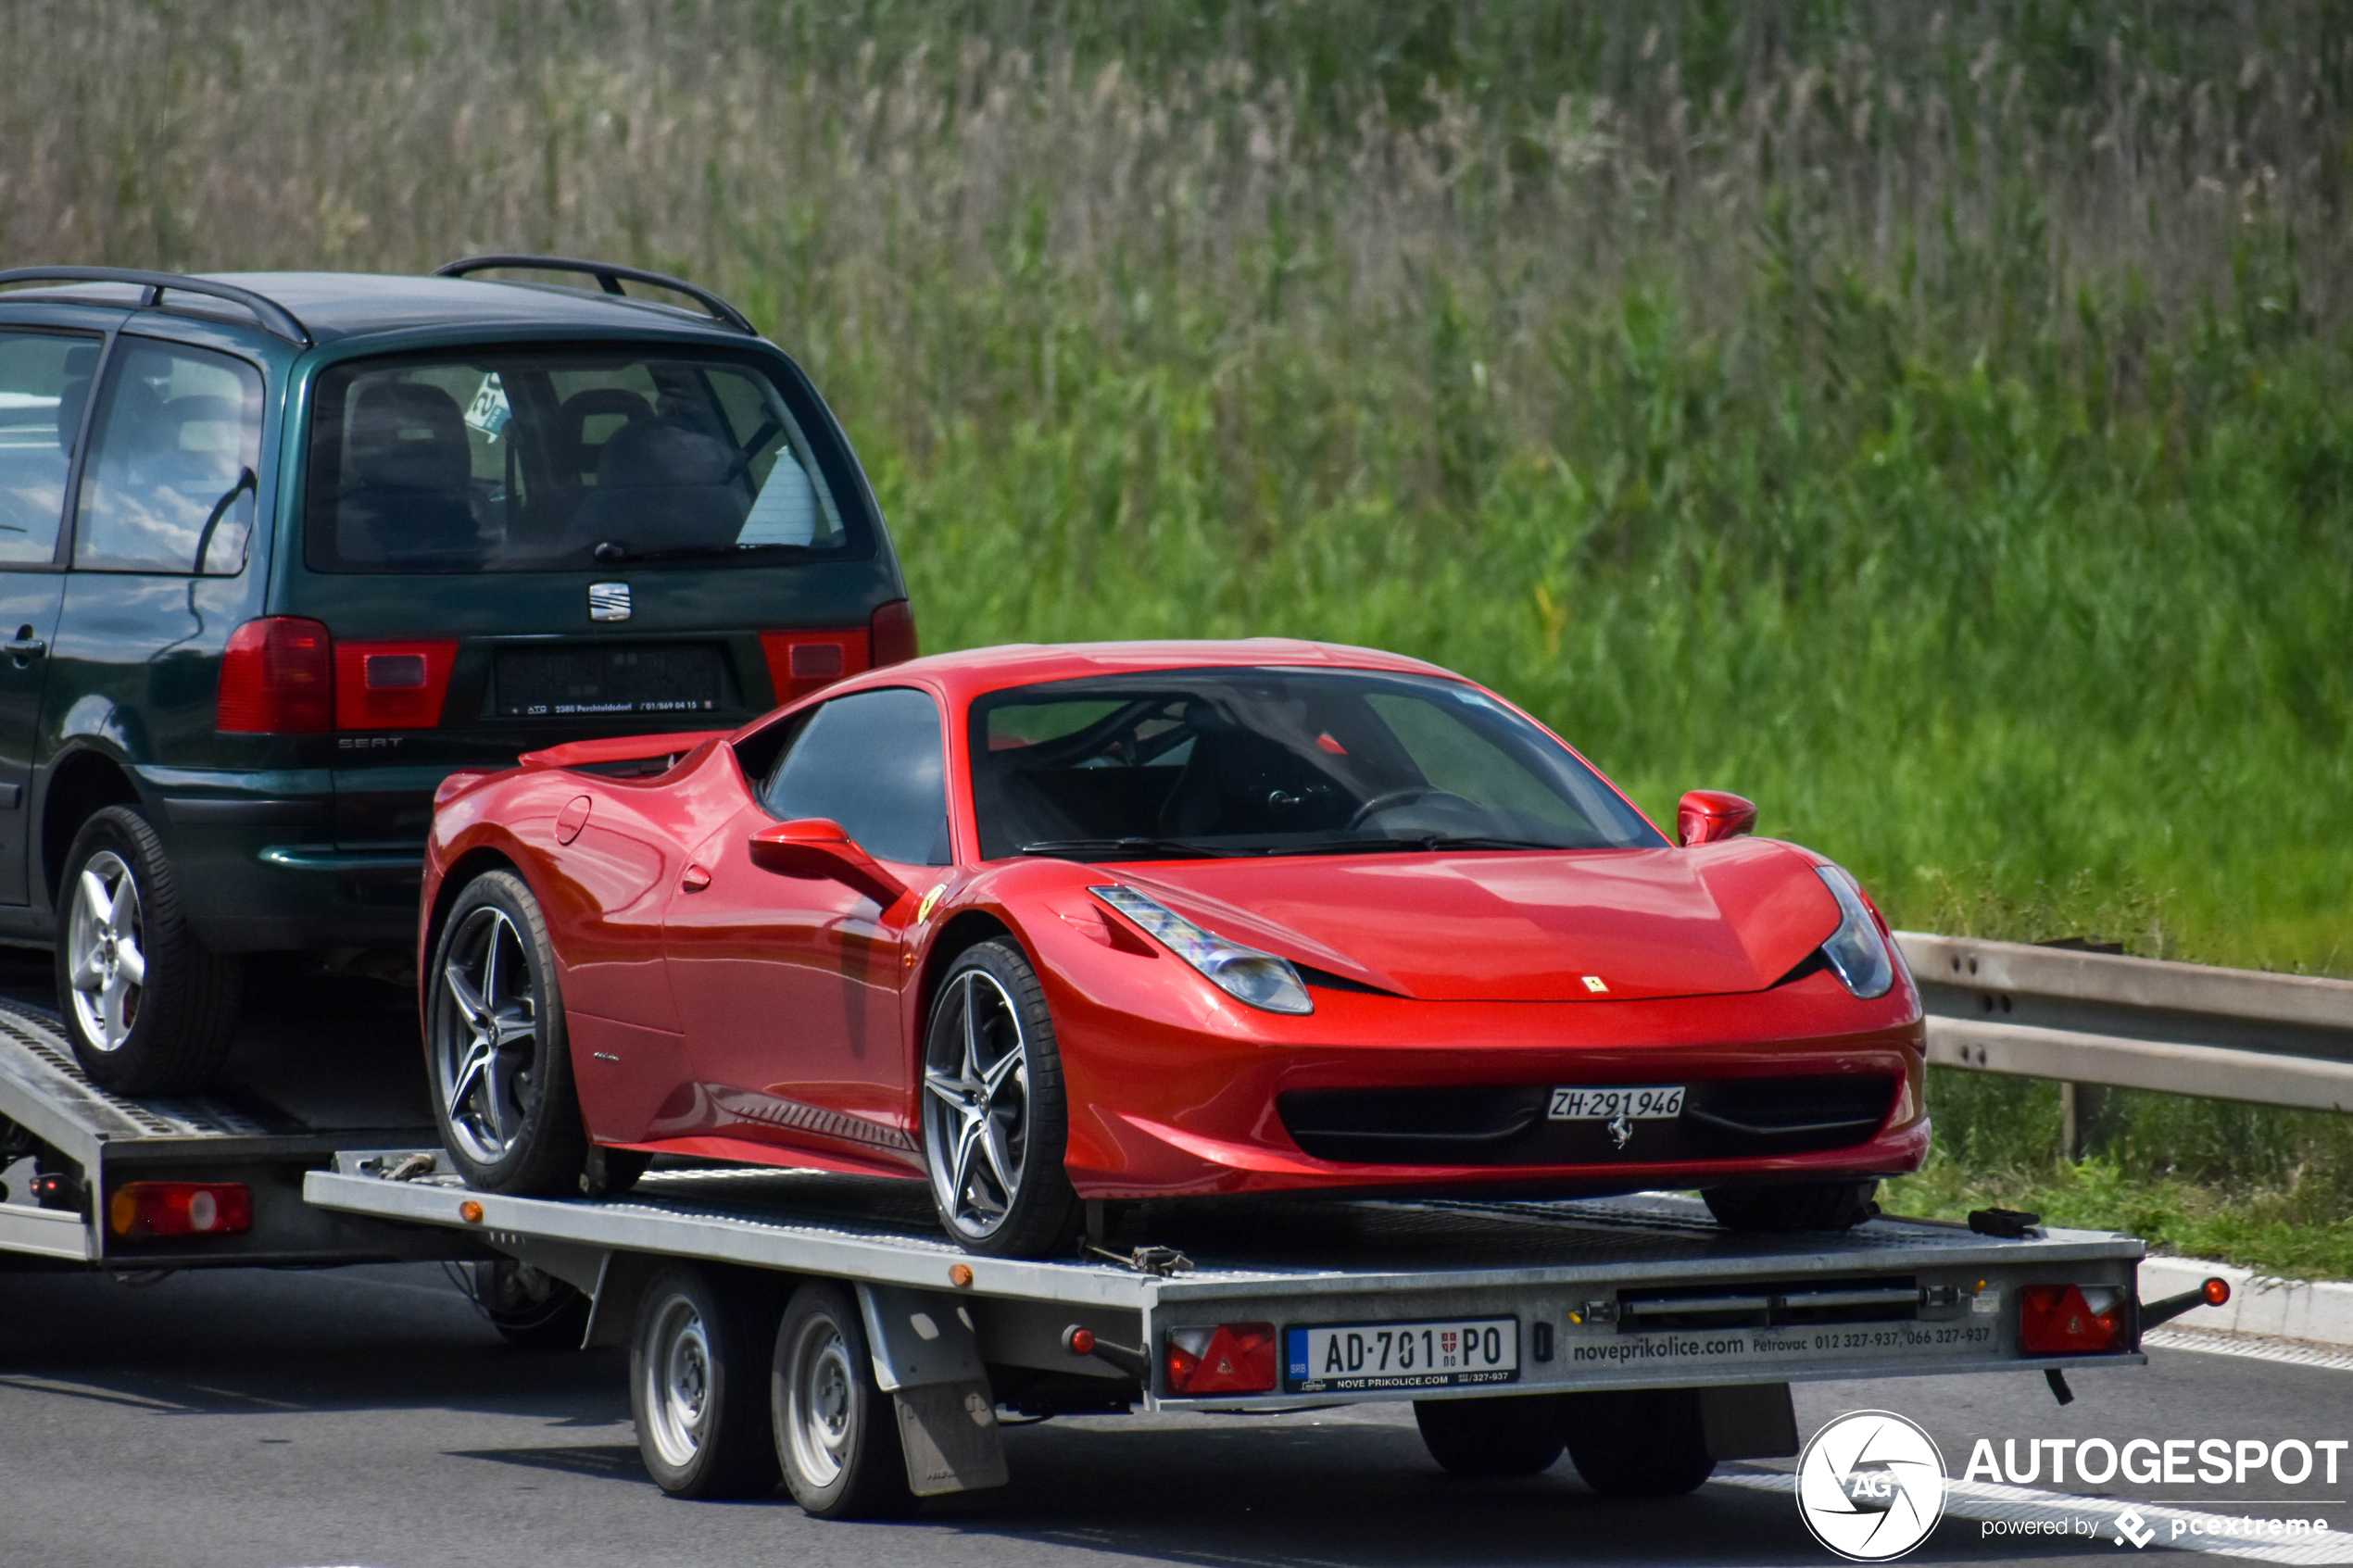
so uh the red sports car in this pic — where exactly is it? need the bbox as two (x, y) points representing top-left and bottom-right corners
(419, 640), (1927, 1257)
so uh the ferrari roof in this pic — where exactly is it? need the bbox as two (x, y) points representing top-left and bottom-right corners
(865, 638), (1460, 696)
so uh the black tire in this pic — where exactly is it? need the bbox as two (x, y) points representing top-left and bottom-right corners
(772, 1279), (915, 1520)
(917, 939), (1080, 1259)
(580, 1145), (650, 1198)
(475, 1258), (592, 1349)
(1415, 1394), (1567, 1477)
(629, 1265), (784, 1499)
(1560, 1388), (1717, 1497)
(54, 806), (243, 1095)
(425, 870), (588, 1196)
(1702, 1180), (1881, 1234)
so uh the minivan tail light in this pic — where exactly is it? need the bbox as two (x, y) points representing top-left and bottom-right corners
(218, 617), (333, 733)
(759, 630), (870, 707)
(2018, 1284), (2127, 1354)
(336, 640), (459, 730)
(870, 600), (919, 667)
(108, 1182), (252, 1239)
(1164, 1323), (1277, 1396)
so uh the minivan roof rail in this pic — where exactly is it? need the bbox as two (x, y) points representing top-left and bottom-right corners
(0, 266), (314, 347)
(434, 255), (758, 336)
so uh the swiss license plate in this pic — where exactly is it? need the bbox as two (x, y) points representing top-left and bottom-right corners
(1286, 1317), (1519, 1393)
(1548, 1085), (1686, 1120)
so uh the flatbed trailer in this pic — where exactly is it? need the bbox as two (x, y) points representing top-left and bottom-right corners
(0, 995), (2192, 1512)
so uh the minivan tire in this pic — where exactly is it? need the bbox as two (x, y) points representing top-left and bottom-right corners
(54, 806), (244, 1095)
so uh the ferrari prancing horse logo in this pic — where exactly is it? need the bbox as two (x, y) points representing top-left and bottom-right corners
(1607, 1112), (1636, 1149)
(1582, 975), (1609, 993)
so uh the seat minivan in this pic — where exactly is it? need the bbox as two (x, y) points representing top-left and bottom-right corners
(0, 257), (915, 1092)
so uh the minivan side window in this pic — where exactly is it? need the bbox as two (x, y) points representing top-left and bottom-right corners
(762, 687), (951, 866)
(74, 340), (265, 575)
(0, 332), (101, 564)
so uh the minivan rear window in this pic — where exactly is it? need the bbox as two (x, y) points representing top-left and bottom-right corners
(303, 347), (867, 573)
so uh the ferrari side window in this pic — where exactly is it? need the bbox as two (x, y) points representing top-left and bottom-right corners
(762, 686), (951, 865)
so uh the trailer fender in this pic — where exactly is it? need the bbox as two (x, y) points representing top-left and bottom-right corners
(856, 1283), (1008, 1496)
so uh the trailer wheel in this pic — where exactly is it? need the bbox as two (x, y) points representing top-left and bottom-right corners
(1702, 1180), (1880, 1233)
(475, 1259), (590, 1349)
(772, 1280), (915, 1520)
(1414, 1394), (1566, 1476)
(1560, 1388), (1717, 1497)
(629, 1265), (783, 1499)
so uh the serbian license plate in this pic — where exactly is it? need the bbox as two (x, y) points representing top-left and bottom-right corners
(1548, 1085), (1686, 1121)
(1286, 1318), (1519, 1393)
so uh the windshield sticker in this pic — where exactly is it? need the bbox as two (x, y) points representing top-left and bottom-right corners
(464, 373), (512, 442)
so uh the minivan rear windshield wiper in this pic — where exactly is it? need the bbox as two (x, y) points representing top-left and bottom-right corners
(1018, 837), (1259, 860)
(592, 540), (816, 565)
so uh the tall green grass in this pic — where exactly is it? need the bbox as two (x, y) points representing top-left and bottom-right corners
(5, 1), (2349, 1260)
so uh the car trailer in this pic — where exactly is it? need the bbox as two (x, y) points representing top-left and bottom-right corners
(3, 998), (2224, 1515)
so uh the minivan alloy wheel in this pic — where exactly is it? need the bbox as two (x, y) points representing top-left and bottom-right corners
(64, 850), (145, 1053)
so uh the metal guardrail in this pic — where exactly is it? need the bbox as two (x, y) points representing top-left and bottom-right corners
(1894, 932), (2353, 1114)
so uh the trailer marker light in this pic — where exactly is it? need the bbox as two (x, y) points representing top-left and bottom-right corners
(107, 1182), (252, 1239)
(1164, 1323), (1277, 1396)
(1065, 1327), (1097, 1355)
(2018, 1284), (2126, 1354)
(459, 1199), (484, 1223)
(2203, 1277), (2232, 1306)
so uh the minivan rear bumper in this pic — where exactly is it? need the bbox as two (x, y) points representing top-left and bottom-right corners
(141, 778), (422, 952)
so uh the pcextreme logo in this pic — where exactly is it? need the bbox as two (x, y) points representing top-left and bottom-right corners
(1795, 1411), (1949, 1562)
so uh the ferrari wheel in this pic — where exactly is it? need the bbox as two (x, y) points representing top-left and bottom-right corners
(919, 940), (1079, 1258)
(1703, 1179), (1881, 1233)
(427, 871), (586, 1196)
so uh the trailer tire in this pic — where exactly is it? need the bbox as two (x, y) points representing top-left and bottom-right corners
(629, 1265), (784, 1499)
(1561, 1388), (1717, 1497)
(1702, 1180), (1880, 1234)
(476, 1259), (591, 1349)
(1415, 1393), (1566, 1476)
(773, 1279), (916, 1520)
(55, 806), (243, 1095)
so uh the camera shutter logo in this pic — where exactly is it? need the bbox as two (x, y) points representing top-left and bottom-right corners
(1795, 1411), (1947, 1562)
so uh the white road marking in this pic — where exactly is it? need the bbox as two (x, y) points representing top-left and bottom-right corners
(2145, 1327), (2353, 1374)
(1715, 1468), (2353, 1564)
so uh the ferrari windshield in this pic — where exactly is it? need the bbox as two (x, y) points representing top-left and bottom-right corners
(969, 668), (1667, 860)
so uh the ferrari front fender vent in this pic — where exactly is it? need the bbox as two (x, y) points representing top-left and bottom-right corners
(1617, 1275), (1920, 1333)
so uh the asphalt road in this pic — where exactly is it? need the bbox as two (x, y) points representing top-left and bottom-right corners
(2, 1256), (2347, 1568)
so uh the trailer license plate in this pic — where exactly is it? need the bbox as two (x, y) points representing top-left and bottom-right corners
(1287, 1318), (1519, 1392)
(1548, 1085), (1685, 1120)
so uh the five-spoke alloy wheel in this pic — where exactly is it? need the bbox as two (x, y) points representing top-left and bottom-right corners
(54, 806), (241, 1094)
(426, 870), (586, 1194)
(919, 940), (1078, 1258)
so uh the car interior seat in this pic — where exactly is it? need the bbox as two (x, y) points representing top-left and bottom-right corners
(560, 412), (750, 558)
(335, 381), (482, 565)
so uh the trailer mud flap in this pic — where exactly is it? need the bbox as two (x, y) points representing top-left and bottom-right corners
(856, 1283), (1008, 1496)
(1700, 1382), (1799, 1460)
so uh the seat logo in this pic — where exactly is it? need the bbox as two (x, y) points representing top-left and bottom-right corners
(588, 583), (632, 621)
(1795, 1410), (1946, 1561)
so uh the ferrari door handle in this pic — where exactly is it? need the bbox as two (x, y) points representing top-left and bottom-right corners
(681, 863), (711, 892)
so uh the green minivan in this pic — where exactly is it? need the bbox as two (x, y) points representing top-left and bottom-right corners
(0, 257), (915, 1093)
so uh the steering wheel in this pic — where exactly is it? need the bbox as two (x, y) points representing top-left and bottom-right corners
(1345, 788), (1481, 832)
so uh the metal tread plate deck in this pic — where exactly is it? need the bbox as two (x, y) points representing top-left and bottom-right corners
(304, 1162), (2144, 1311)
(0, 1005), (436, 1176)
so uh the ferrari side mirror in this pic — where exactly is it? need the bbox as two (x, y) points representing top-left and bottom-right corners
(1676, 790), (1757, 847)
(749, 818), (909, 907)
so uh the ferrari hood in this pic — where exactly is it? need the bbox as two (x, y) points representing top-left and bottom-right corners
(1119, 839), (1843, 1002)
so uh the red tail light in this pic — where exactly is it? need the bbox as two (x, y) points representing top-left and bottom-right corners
(2019, 1284), (2127, 1354)
(870, 599), (919, 667)
(336, 639), (459, 730)
(759, 629), (870, 707)
(218, 617), (333, 733)
(1164, 1322), (1277, 1396)
(108, 1182), (252, 1239)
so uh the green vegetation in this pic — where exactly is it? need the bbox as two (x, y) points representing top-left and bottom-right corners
(6, 1), (2348, 1271)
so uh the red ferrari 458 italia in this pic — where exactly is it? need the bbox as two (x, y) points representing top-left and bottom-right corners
(419, 639), (1926, 1257)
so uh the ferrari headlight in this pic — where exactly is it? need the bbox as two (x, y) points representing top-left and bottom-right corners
(1089, 886), (1314, 1015)
(1816, 865), (1895, 999)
